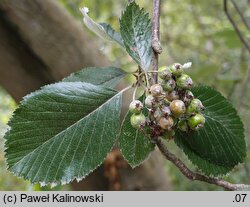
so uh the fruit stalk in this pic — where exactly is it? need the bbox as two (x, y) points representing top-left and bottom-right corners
(156, 137), (250, 191)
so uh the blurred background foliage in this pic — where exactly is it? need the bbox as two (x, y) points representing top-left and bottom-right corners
(0, 0), (249, 190)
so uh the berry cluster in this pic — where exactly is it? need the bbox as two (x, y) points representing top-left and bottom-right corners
(129, 63), (205, 140)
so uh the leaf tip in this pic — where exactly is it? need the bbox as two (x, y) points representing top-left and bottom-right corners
(79, 7), (89, 16)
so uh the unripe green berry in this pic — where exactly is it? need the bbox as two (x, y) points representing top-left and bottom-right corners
(129, 100), (143, 114)
(165, 91), (180, 101)
(159, 116), (174, 130)
(178, 120), (189, 132)
(170, 63), (183, 77)
(150, 84), (163, 97)
(130, 113), (146, 129)
(162, 79), (176, 92)
(170, 100), (186, 117)
(145, 95), (155, 108)
(176, 74), (193, 90)
(186, 98), (205, 115)
(159, 66), (172, 80)
(188, 113), (205, 130)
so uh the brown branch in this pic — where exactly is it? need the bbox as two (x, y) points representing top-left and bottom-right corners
(230, 0), (250, 31)
(156, 138), (250, 191)
(128, 0), (134, 4)
(224, 0), (250, 54)
(151, 0), (162, 84)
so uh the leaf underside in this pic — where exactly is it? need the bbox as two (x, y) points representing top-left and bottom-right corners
(4, 82), (122, 185)
(175, 85), (246, 176)
(99, 23), (125, 47)
(119, 108), (155, 168)
(120, 2), (152, 70)
(63, 67), (125, 88)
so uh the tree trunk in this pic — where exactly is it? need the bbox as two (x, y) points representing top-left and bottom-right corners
(0, 0), (171, 190)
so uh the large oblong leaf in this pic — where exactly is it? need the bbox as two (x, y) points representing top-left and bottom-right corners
(4, 82), (122, 185)
(119, 111), (155, 168)
(120, 2), (152, 70)
(175, 85), (246, 176)
(63, 67), (126, 88)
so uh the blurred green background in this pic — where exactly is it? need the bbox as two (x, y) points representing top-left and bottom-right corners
(0, 0), (249, 190)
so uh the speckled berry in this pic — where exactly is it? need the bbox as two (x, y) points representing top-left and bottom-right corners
(150, 84), (163, 97)
(188, 113), (205, 130)
(165, 91), (180, 101)
(170, 100), (186, 117)
(159, 116), (174, 130)
(145, 95), (155, 108)
(176, 74), (193, 90)
(159, 66), (172, 80)
(170, 63), (183, 77)
(129, 100), (143, 114)
(162, 79), (176, 92)
(187, 98), (205, 115)
(130, 113), (146, 129)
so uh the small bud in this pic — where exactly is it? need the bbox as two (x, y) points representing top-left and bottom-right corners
(162, 79), (176, 92)
(165, 91), (180, 101)
(161, 106), (171, 117)
(178, 120), (189, 132)
(129, 100), (143, 114)
(150, 84), (163, 97)
(187, 98), (205, 115)
(170, 63), (183, 77)
(159, 116), (174, 130)
(130, 113), (146, 129)
(182, 62), (192, 69)
(145, 95), (155, 108)
(159, 66), (172, 80)
(170, 100), (186, 117)
(176, 74), (193, 90)
(188, 113), (205, 130)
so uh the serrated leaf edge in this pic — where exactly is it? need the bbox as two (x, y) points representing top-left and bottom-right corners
(118, 111), (155, 168)
(4, 82), (126, 187)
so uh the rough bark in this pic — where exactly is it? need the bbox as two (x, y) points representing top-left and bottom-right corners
(0, 0), (170, 190)
(0, 0), (109, 101)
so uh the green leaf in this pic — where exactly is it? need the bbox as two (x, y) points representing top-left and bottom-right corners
(80, 7), (112, 41)
(80, 8), (124, 47)
(4, 82), (122, 185)
(63, 67), (126, 88)
(175, 85), (246, 176)
(119, 111), (155, 168)
(99, 23), (125, 47)
(120, 2), (152, 70)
